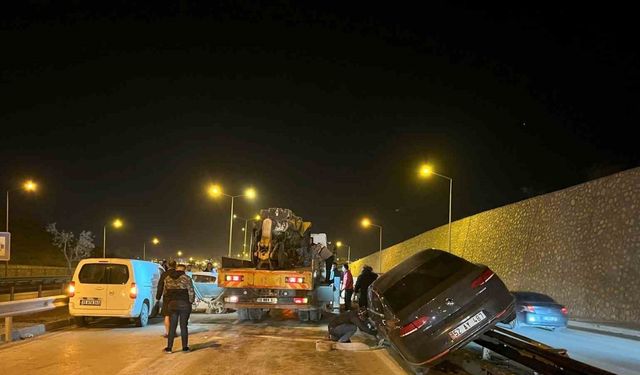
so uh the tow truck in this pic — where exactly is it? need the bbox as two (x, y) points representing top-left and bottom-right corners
(217, 208), (333, 321)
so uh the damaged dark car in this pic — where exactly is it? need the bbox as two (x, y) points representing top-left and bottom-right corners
(368, 249), (514, 367)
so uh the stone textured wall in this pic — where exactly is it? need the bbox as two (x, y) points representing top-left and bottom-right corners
(351, 167), (640, 323)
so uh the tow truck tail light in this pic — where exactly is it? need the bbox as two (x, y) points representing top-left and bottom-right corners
(293, 297), (308, 304)
(525, 305), (535, 313)
(471, 268), (495, 288)
(561, 306), (568, 315)
(68, 281), (75, 297)
(399, 316), (429, 337)
(225, 275), (244, 282)
(286, 277), (304, 283)
(226, 295), (239, 303)
(129, 283), (137, 299)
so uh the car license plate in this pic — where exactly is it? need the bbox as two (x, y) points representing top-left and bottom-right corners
(449, 311), (486, 339)
(80, 298), (102, 306)
(543, 316), (558, 322)
(257, 297), (277, 303)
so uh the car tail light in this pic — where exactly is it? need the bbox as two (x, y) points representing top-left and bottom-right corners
(225, 275), (244, 282)
(525, 305), (535, 313)
(471, 268), (495, 288)
(561, 307), (568, 315)
(293, 297), (308, 304)
(399, 316), (429, 337)
(286, 277), (304, 283)
(129, 283), (137, 299)
(67, 281), (75, 297)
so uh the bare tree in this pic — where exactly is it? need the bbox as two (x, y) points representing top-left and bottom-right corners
(46, 223), (95, 271)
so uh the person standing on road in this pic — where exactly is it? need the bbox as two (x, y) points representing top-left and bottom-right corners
(354, 265), (378, 309)
(328, 308), (377, 343)
(163, 264), (195, 353)
(156, 260), (176, 337)
(341, 263), (354, 311)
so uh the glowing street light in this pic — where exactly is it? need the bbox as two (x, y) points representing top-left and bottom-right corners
(177, 250), (183, 257)
(207, 184), (258, 257)
(361, 217), (383, 273)
(143, 236), (160, 260)
(5, 179), (39, 232)
(103, 218), (124, 258)
(418, 163), (453, 252)
(336, 241), (351, 264)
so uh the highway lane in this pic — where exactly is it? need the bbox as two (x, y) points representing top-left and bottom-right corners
(509, 325), (640, 375)
(0, 311), (410, 375)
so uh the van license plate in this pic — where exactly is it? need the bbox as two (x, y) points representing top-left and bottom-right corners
(80, 298), (102, 306)
(257, 298), (277, 303)
(449, 311), (486, 339)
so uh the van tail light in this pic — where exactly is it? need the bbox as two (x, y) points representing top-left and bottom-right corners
(471, 268), (495, 288)
(68, 281), (76, 297)
(399, 316), (429, 337)
(525, 305), (535, 313)
(129, 283), (137, 299)
(561, 307), (568, 315)
(293, 297), (308, 304)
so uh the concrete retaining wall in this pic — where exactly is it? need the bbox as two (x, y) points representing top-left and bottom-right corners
(351, 167), (640, 323)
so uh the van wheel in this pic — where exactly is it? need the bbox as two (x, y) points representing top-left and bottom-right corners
(136, 302), (150, 327)
(75, 316), (87, 326)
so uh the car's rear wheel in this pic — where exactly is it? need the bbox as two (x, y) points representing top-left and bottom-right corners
(136, 302), (150, 327)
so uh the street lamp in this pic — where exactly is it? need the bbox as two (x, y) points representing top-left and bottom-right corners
(143, 237), (160, 260)
(177, 250), (183, 257)
(207, 184), (257, 257)
(336, 241), (351, 264)
(103, 218), (124, 258)
(5, 179), (39, 232)
(361, 217), (383, 273)
(419, 164), (453, 252)
(234, 214), (261, 259)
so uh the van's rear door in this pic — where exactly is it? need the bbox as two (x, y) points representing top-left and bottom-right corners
(75, 263), (109, 310)
(105, 262), (132, 310)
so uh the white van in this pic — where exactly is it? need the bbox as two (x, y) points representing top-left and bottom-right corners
(68, 258), (163, 327)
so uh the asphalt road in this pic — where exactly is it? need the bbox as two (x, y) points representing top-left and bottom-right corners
(509, 325), (640, 375)
(0, 311), (410, 375)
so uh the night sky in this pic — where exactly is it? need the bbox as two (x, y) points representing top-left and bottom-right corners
(2, 2), (638, 263)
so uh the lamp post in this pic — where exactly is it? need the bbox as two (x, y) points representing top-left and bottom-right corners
(419, 164), (453, 252)
(103, 218), (123, 258)
(207, 184), (257, 258)
(336, 241), (351, 264)
(234, 214), (261, 259)
(5, 179), (38, 232)
(143, 237), (160, 260)
(361, 218), (383, 273)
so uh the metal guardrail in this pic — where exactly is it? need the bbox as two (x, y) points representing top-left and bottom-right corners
(0, 276), (70, 301)
(475, 326), (615, 374)
(0, 295), (68, 343)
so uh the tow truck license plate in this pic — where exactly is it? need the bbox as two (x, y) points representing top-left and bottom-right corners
(449, 311), (486, 339)
(257, 297), (277, 303)
(80, 298), (102, 306)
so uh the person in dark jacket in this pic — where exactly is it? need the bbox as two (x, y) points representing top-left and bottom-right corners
(354, 265), (378, 309)
(163, 264), (195, 353)
(328, 308), (377, 343)
(156, 260), (176, 337)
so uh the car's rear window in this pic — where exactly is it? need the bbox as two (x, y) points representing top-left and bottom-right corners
(514, 292), (555, 303)
(78, 264), (130, 284)
(384, 252), (466, 312)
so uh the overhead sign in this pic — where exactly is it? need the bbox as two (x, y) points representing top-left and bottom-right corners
(0, 232), (10, 261)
